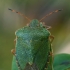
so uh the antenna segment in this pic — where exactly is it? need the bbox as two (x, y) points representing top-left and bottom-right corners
(39, 9), (62, 21)
(8, 8), (31, 21)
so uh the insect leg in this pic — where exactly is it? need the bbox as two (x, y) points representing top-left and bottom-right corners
(14, 39), (16, 45)
(11, 49), (15, 55)
(11, 38), (16, 55)
(46, 26), (51, 30)
(42, 22), (51, 29)
(49, 35), (54, 43)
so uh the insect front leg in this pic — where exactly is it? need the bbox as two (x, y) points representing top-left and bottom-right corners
(46, 26), (52, 30)
(42, 22), (51, 30)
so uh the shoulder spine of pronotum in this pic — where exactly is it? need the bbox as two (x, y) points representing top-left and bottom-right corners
(10, 8), (62, 70)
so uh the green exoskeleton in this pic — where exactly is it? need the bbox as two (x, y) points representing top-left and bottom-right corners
(9, 9), (61, 70)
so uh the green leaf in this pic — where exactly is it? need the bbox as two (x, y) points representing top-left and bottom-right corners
(53, 54), (70, 70)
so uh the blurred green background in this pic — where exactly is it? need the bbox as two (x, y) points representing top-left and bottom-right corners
(0, 0), (70, 70)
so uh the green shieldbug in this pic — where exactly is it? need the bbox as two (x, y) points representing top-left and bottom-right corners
(9, 9), (61, 70)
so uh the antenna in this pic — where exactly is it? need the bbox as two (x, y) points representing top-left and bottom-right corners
(39, 9), (63, 21)
(8, 8), (31, 21)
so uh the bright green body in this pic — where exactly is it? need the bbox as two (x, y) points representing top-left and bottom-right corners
(12, 19), (53, 70)
(11, 19), (70, 70)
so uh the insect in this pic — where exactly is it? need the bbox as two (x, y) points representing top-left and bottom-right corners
(9, 8), (62, 70)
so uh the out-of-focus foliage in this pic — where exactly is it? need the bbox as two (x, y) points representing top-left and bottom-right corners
(0, 0), (70, 70)
(53, 54), (70, 70)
